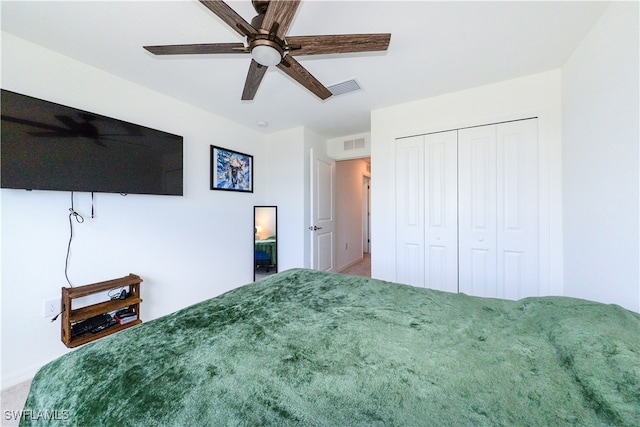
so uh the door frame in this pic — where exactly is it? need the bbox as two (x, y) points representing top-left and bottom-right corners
(362, 175), (371, 253)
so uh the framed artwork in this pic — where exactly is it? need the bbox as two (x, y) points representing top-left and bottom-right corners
(210, 145), (253, 192)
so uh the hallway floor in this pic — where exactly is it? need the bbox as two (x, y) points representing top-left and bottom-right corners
(339, 253), (371, 278)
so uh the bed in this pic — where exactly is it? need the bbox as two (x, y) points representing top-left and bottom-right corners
(21, 269), (639, 426)
(255, 237), (277, 271)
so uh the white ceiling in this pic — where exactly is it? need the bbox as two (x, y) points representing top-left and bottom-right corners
(1, 0), (609, 139)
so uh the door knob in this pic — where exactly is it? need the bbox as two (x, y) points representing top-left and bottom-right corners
(309, 225), (323, 231)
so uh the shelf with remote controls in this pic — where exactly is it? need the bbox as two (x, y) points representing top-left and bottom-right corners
(61, 274), (143, 348)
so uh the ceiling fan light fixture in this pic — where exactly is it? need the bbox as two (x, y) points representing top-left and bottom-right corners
(251, 43), (282, 67)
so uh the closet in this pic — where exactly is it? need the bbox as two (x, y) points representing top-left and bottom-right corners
(395, 118), (541, 299)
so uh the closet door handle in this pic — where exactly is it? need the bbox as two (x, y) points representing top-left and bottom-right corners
(309, 225), (323, 231)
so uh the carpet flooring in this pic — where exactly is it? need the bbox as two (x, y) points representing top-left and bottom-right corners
(339, 253), (371, 277)
(1, 379), (32, 426)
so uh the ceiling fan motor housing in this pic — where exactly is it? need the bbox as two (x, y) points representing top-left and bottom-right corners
(251, 0), (270, 15)
(249, 34), (284, 66)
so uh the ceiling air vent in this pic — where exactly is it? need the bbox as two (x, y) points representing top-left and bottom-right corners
(328, 79), (361, 96)
(344, 137), (366, 151)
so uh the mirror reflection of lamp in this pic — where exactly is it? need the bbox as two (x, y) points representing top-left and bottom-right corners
(255, 225), (263, 240)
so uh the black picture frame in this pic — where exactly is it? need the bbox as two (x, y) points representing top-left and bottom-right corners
(210, 145), (253, 193)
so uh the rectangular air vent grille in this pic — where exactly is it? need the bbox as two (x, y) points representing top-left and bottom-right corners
(328, 79), (361, 96)
(344, 137), (366, 151)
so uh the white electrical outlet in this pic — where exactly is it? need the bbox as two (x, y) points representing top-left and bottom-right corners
(44, 298), (60, 318)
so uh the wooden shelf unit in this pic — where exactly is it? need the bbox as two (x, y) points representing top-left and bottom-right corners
(61, 274), (143, 348)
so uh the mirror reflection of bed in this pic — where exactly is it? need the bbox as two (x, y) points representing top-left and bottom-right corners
(254, 206), (277, 281)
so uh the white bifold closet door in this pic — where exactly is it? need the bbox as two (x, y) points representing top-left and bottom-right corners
(458, 119), (539, 299)
(396, 130), (458, 293)
(396, 118), (539, 299)
(395, 135), (425, 287)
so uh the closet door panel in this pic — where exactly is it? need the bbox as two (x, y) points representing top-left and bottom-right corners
(395, 119), (541, 299)
(424, 131), (458, 293)
(471, 248), (492, 296)
(497, 119), (539, 299)
(458, 125), (498, 297)
(395, 136), (425, 287)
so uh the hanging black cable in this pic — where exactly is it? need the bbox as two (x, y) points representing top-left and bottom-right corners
(65, 191), (84, 288)
(52, 192), (86, 322)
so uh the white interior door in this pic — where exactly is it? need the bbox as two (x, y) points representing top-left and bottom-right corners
(310, 148), (335, 271)
(496, 119), (539, 299)
(459, 119), (539, 298)
(395, 119), (541, 299)
(458, 125), (498, 296)
(395, 136), (425, 287)
(424, 131), (458, 293)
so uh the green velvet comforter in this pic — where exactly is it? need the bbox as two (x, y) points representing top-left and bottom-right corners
(22, 269), (640, 426)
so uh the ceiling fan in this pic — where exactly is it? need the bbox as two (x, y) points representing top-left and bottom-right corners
(143, 0), (391, 101)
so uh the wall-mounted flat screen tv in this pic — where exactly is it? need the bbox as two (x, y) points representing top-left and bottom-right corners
(1, 89), (183, 196)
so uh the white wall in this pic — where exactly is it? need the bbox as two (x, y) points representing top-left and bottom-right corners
(261, 126), (327, 270)
(0, 33), (268, 387)
(263, 127), (307, 269)
(335, 159), (370, 271)
(371, 70), (564, 297)
(561, 2), (640, 312)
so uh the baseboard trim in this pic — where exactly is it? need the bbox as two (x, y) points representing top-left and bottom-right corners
(2, 366), (40, 390)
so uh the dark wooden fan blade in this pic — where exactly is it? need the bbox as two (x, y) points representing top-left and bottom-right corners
(1, 115), (69, 133)
(287, 34), (391, 56)
(262, 0), (300, 38)
(277, 56), (331, 100)
(55, 115), (79, 129)
(242, 60), (269, 100)
(199, 0), (256, 37)
(27, 131), (73, 137)
(144, 43), (247, 55)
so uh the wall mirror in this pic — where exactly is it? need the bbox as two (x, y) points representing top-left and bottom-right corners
(254, 206), (277, 281)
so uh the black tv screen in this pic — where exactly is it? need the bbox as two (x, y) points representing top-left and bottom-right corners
(1, 89), (183, 196)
